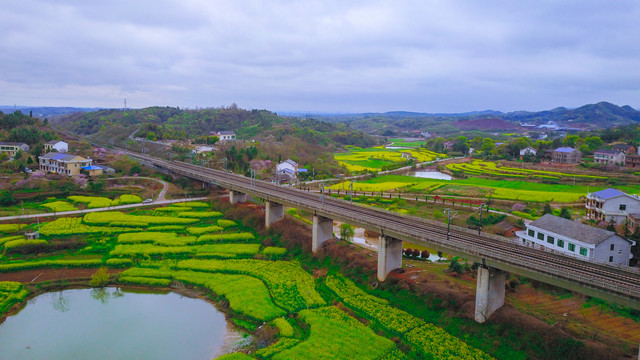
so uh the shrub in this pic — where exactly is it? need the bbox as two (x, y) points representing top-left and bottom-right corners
(421, 250), (430, 258)
(411, 249), (420, 257)
(89, 267), (110, 287)
(404, 248), (413, 256)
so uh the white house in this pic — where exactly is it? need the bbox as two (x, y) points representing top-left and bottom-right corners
(211, 131), (236, 141)
(516, 214), (635, 266)
(586, 188), (640, 225)
(44, 140), (68, 153)
(593, 149), (626, 165)
(519, 147), (537, 157)
(276, 159), (299, 183)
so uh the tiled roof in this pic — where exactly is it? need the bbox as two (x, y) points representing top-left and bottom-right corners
(528, 214), (619, 245)
(554, 147), (576, 153)
(592, 188), (625, 200)
(0, 142), (28, 146)
(284, 159), (298, 166)
(594, 149), (621, 155)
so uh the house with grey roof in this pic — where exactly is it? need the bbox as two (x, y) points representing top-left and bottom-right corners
(516, 214), (635, 266)
(0, 142), (30, 158)
(44, 140), (68, 153)
(593, 149), (625, 165)
(38, 152), (92, 176)
(552, 147), (581, 164)
(586, 188), (640, 225)
(210, 131), (236, 141)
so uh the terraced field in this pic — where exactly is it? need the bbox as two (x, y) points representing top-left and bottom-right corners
(329, 174), (640, 203)
(0, 199), (495, 359)
(334, 146), (445, 172)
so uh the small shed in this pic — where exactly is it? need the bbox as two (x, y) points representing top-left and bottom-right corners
(495, 220), (522, 238)
(81, 165), (104, 176)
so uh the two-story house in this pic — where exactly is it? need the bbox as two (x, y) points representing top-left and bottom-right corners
(516, 214), (635, 266)
(44, 140), (68, 153)
(0, 142), (30, 158)
(38, 152), (93, 176)
(585, 188), (640, 225)
(552, 147), (582, 164)
(593, 149), (626, 165)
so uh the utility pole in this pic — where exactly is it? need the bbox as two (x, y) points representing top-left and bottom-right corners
(478, 203), (484, 235)
(444, 208), (451, 241)
(321, 183), (325, 205)
(350, 180), (354, 204)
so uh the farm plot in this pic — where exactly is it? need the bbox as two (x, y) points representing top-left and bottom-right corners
(334, 146), (444, 172)
(39, 217), (141, 236)
(83, 211), (198, 226)
(446, 160), (606, 180)
(40, 201), (78, 212)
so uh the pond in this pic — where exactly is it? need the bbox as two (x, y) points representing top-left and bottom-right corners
(0, 287), (237, 360)
(409, 170), (453, 180)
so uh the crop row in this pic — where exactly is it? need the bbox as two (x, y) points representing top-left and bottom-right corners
(0, 259), (104, 272)
(4, 239), (47, 250)
(118, 276), (172, 287)
(83, 211), (198, 226)
(171, 259), (325, 312)
(39, 217), (141, 236)
(0, 235), (24, 247)
(272, 317), (294, 337)
(197, 232), (256, 243)
(0, 281), (29, 314)
(447, 160), (605, 180)
(255, 338), (300, 358)
(118, 232), (197, 246)
(271, 306), (395, 360)
(174, 201), (210, 208)
(67, 195), (143, 208)
(0, 224), (26, 234)
(186, 225), (224, 235)
(119, 267), (286, 321)
(177, 211), (223, 219)
(40, 201), (78, 212)
(217, 219), (237, 228)
(110, 243), (261, 258)
(147, 225), (186, 231)
(325, 275), (493, 359)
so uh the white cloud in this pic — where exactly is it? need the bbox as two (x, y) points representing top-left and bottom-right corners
(1, 0), (639, 112)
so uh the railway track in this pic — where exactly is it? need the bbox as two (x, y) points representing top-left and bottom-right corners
(127, 152), (640, 303)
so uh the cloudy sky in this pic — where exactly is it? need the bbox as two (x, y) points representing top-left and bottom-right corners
(1, 1), (639, 113)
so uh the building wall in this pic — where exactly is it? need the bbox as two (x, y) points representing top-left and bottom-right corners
(600, 195), (640, 225)
(593, 237), (633, 265)
(517, 227), (593, 260)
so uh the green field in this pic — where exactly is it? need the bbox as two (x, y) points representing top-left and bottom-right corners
(446, 160), (606, 180)
(329, 174), (640, 203)
(334, 146), (445, 172)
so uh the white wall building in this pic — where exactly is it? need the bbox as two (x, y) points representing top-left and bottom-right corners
(516, 214), (635, 266)
(593, 149), (625, 165)
(586, 188), (640, 225)
(519, 147), (537, 157)
(44, 140), (68, 153)
(211, 131), (236, 141)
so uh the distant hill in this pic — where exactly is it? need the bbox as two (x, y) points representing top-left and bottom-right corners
(305, 102), (640, 135)
(0, 106), (101, 119)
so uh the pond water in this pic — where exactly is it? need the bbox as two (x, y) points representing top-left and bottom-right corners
(409, 171), (453, 180)
(0, 287), (235, 360)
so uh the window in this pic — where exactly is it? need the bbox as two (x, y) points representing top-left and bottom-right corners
(528, 229), (534, 237)
(547, 236), (554, 245)
(557, 239), (564, 248)
(537, 232), (544, 240)
(620, 204), (626, 211)
(568, 243), (575, 252)
(609, 256), (613, 263)
(579, 247), (588, 256)
(610, 244), (615, 251)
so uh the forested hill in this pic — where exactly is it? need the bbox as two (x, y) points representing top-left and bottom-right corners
(54, 106), (377, 149)
(310, 101), (640, 135)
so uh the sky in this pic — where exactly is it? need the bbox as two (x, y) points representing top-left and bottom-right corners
(1, 1), (640, 113)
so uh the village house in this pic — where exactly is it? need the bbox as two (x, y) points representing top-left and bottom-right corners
(44, 140), (68, 153)
(210, 131), (236, 141)
(593, 149), (626, 165)
(0, 142), (30, 158)
(38, 152), (93, 176)
(516, 214), (635, 266)
(551, 147), (581, 164)
(610, 144), (636, 154)
(585, 188), (640, 225)
(81, 165), (103, 176)
(495, 220), (523, 238)
(519, 146), (536, 157)
(276, 159), (299, 184)
(626, 152), (640, 168)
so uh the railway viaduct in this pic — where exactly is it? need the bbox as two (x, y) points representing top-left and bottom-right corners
(129, 152), (640, 324)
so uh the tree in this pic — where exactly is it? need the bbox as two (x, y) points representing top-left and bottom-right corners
(448, 258), (464, 275)
(89, 267), (110, 287)
(0, 189), (15, 206)
(542, 203), (552, 215)
(339, 223), (354, 242)
(559, 207), (571, 220)
(606, 218), (616, 232)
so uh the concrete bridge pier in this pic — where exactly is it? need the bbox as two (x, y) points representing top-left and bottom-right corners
(312, 215), (333, 253)
(265, 201), (284, 228)
(229, 191), (247, 204)
(377, 235), (403, 281)
(474, 266), (507, 323)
